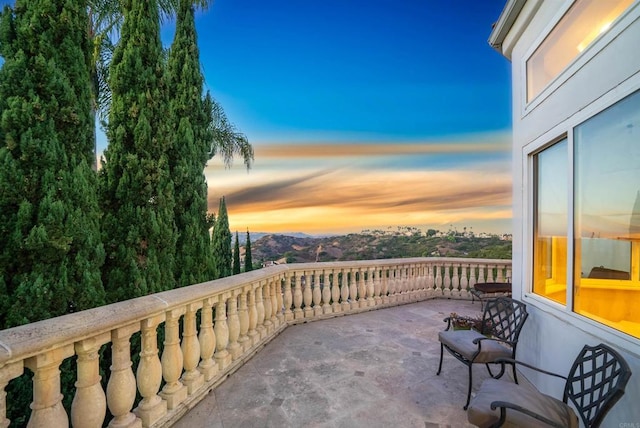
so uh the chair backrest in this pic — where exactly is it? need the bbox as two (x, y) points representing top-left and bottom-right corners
(481, 297), (528, 348)
(564, 343), (632, 428)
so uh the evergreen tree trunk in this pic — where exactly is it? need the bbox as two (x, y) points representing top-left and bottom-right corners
(99, 0), (177, 302)
(244, 229), (253, 272)
(233, 231), (241, 274)
(0, 0), (105, 328)
(211, 197), (232, 279)
(167, 0), (213, 286)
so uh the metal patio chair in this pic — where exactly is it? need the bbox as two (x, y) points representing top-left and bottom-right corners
(436, 297), (528, 410)
(467, 343), (632, 427)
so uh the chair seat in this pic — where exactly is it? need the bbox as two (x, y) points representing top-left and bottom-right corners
(467, 379), (578, 428)
(438, 330), (512, 363)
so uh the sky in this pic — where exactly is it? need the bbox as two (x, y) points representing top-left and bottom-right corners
(1, 0), (513, 236)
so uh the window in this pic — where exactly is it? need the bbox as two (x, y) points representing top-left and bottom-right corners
(532, 90), (640, 338)
(526, 0), (634, 102)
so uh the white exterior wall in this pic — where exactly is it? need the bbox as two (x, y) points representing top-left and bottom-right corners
(507, 0), (640, 425)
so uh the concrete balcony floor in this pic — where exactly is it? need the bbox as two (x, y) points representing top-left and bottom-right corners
(175, 299), (489, 428)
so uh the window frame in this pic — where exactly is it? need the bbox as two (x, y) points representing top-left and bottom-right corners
(523, 80), (640, 346)
(521, 0), (640, 116)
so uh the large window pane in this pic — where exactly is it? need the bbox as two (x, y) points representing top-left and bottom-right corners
(526, 0), (634, 102)
(533, 139), (568, 304)
(574, 90), (640, 338)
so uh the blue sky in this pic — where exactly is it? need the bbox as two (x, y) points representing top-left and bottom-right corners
(0, 0), (513, 235)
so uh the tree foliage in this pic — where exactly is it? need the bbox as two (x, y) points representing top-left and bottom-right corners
(233, 231), (241, 275)
(99, 0), (177, 302)
(0, 0), (105, 328)
(211, 197), (232, 279)
(244, 229), (253, 272)
(167, 0), (213, 286)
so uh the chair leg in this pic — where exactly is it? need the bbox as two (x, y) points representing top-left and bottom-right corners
(512, 362), (519, 384)
(464, 363), (473, 410)
(436, 342), (444, 375)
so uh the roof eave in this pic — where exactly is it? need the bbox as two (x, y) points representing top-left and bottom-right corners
(488, 0), (527, 59)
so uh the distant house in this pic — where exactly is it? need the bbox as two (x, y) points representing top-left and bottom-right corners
(490, 0), (640, 423)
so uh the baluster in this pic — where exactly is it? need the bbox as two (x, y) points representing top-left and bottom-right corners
(469, 264), (478, 288)
(255, 282), (267, 337)
(181, 303), (204, 395)
(247, 288), (259, 346)
(300, 273), (312, 317)
(135, 315), (166, 426)
(340, 270), (350, 312)
(487, 264), (495, 282)
(160, 309), (187, 410)
(372, 268), (380, 305)
(238, 291), (251, 352)
(283, 274), (293, 321)
(460, 265), (469, 297)
(380, 267), (389, 305)
(427, 264), (435, 289)
(408, 265), (416, 301)
(453, 263), (461, 296)
(505, 265), (512, 283)
(387, 267), (396, 304)
(330, 270), (341, 313)
(25, 346), (74, 427)
(496, 264), (505, 282)
(313, 270), (323, 316)
(262, 281), (273, 334)
(478, 264), (486, 284)
(435, 264), (443, 292)
(443, 263), (452, 297)
(322, 270), (332, 314)
(227, 293), (242, 359)
(107, 325), (141, 428)
(293, 273), (304, 320)
(356, 268), (365, 308)
(416, 264), (426, 299)
(397, 267), (405, 302)
(198, 297), (218, 381)
(0, 362), (22, 428)
(214, 297), (232, 370)
(269, 279), (279, 328)
(275, 276), (284, 326)
(349, 269), (358, 310)
(72, 333), (110, 428)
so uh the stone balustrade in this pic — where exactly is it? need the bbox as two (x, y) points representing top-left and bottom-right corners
(0, 257), (510, 428)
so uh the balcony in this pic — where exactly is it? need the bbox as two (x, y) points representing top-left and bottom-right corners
(0, 257), (511, 427)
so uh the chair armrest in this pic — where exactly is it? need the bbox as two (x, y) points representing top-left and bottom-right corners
(493, 358), (568, 381)
(490, 401), (565, 428)
(472, 336), (515, 347)
(442, 316), (453, 331)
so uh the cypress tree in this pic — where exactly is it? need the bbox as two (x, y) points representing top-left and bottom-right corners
(244, 229), (254, 272)
(99, 0), (177, 302)
(166, 0), (213, 286)
(233, 231), (241, 275)
(211, 197), (232, 279)
(0, 0), (105, 328)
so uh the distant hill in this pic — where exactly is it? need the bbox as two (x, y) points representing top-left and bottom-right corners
(250, 232), (512, 265)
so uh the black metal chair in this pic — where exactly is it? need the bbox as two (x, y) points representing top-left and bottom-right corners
(437, 297), (528, 410)
(467, 343), (632, 428)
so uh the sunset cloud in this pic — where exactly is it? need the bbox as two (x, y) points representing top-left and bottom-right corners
(205, 134), (513, 235)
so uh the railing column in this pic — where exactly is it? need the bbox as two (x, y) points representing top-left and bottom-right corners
(160, 308), (187, 410)
(427, 264), (435, 289)
(487, 264), (496, 282)
(357, 268), (366, 308)
(469, 264), (478, 288)
(227, 292), (242, 359)
(330, 270), (341, 313)
(366, 268), (375, 307)
(477, 264), (486, 284)
(262, 281), (273, 334)
(302, 272), (313, 318)
(24, 345), (74, 428)
(451, 263), (460, 297)
(107, 324), (141, 428)
(270, 279), (280, 327)
(322, 270), (332, 314)
(387, 267), (397, 304)
(373, 268), (381, 306)
(293, 273), (304, 320)
(461, 265), (469, 296)
(283, 274), (293, 321)
(72, 333), (110, 428)
(198, 297), (218, 381)
(381, 267), (389, 305)
(238, 291), (251, 352)
(214, 296), (232, 370)
(349, 269), (358, 310)
(313, 270), (323, 316)
(274, 275), (286, 326)
(136, 314), (166, 426)
(247, 288), (259, 346)
(435, 264), (443, 292)
(340, 270), (350, 312)
(255, 282), (267, 337)
(0, 361), (22, 428)
(181, 302), (204, 394)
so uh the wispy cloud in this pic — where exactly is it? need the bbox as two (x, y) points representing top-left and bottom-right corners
(205, 133), (512, 234)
